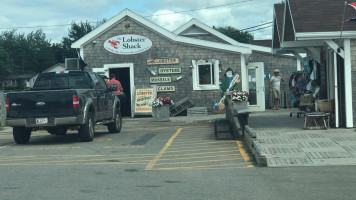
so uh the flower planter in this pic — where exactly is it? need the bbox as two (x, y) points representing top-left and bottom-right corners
(225, 93), (251, 114)
(152, 104), (171, 122)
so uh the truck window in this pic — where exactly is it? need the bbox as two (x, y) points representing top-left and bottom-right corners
(33, 72), (92, 90)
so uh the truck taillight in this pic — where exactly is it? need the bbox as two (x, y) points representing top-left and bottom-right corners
(6, 98), (9, 111)
(72, 95), (79, 109)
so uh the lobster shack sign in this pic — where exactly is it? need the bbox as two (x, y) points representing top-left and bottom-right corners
(103, 34), (153, 55)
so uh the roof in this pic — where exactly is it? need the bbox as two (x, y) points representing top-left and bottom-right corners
(72, 9), (251, 54)
(249, 40), (272, 48)
(290, 0), (356, 33)
(274, 0), (356, 42)
(174, 18), (272, 53)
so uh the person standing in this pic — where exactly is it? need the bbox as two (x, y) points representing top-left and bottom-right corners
(107, 74), (123, 96)
(107, 74), (127, 115)
(269, 69), (285, 110)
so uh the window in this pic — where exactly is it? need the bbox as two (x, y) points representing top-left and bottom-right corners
(11, 80), (16, 86)
(192, 59), (220, 90)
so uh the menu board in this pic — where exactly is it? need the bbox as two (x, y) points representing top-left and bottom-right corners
(133, 87), (156, 116)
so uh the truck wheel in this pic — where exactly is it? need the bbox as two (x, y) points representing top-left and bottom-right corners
(107, 109), (122, 134)
(47, 127), (67, 135)
(13, 127), (31, 144)
(79, 113), (95, 142)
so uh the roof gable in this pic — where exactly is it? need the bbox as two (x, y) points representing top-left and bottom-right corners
(174, 18), (271, 53)
(72, 9), (251, 54)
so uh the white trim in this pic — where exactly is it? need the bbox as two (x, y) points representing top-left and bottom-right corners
(306, 47), (321, 64)
(281, 40), (325, 48)
(191, 60), (220, 91)
(343, 39), (353, 128)
(103, 63), (135, 117)
(174, 18), (271, 53)
(296, 31), (356, 40)
(333, 51), (339, 128)
(241, 55), (248, 91)
(247, 62), (265, 112)
(325, 40), (345, 58)
(71, 9), (251, 54)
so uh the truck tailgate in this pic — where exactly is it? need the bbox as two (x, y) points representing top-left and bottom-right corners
(7, 90), (77, 118)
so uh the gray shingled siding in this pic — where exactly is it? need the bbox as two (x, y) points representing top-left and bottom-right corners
(179, 26), (230, 44)
(351, 39), (356, 127)
(82, 17), (241, 108)
(249, 51), (298, 108)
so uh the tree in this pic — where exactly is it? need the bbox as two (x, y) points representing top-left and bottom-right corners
(213, 26), (254, 44)
(0, 29), (57, 75)
(61, 19), (107, 56)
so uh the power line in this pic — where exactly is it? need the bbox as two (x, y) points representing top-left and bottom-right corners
(0, 0), (254, 30)
(144, 0), (254, 17)
(240, 21), (273, 31)
(247, 25), (273, 32)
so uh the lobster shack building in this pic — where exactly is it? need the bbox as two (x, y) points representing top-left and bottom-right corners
(72, 9), (299, 117)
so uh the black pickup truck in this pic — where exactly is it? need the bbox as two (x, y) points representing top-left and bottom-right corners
(5, 70), (122, 144)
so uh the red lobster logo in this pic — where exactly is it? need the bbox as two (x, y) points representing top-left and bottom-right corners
(108, 40), (120, 49)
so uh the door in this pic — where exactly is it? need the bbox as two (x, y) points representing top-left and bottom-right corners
(247, 62), (265, 111)
(103, 63), (134, 117)
(92, 68), (109, 77)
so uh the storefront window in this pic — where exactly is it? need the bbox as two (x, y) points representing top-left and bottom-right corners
(192, 59), (219, 91)
(198, 64), (214, 85)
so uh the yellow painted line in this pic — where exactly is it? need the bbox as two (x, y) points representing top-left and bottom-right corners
(168, 143), (237, 150)
(0, 143), (15, 149)
(153, 158), (239, 166)
(171, 141), (236, 146)
(165, 147), (238, 153)
(144, 128), (182, 170)
(237, 141), (250, 162)
(149, 162), (253, 171)
(161, 150), (240, 157)
(155, 154), (240, 161)
(0, 154), (157, 162)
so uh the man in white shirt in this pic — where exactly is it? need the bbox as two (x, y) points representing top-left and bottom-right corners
(269, 69), (285, 110)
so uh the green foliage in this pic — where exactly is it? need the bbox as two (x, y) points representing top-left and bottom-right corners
(0, 29), (57, 74)
(0, 19), (107, 81)
(213, 26), (254, 44)
(61, 19), (107, 57)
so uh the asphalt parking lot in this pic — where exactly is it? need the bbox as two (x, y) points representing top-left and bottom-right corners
(0, 118), (255, 169)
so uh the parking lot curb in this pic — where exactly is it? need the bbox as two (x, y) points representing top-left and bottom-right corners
(244, 125), (267, 167)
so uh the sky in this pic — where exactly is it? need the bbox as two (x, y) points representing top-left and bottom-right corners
(0, 0), (284, 43)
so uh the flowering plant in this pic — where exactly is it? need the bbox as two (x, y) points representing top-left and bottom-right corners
(149, 97), (174, 107)
(230, 90), (250, 102)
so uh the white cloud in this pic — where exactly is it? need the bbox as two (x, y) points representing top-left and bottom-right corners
(151, 9), (192, 31)
(0, 0), (283, 42)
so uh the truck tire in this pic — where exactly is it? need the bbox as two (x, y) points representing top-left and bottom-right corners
(13, 127), (31, 144)
(47, 127), (67, 135)
(107, 109), (122, 133)
(79, 113), (95, 142)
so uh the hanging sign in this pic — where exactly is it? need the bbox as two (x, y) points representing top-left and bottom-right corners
(157, 86), (176, 92)
(134, 88), (155, 113)
(147, 58), (179, 65)
(103, 34), (153, 55)
(158, 67), (182, 74)
(150, 77), (171, 83)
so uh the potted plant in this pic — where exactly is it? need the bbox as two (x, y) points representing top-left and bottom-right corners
(225, 90), (250, 114)
(149, 97), (174, 121)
